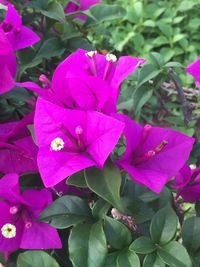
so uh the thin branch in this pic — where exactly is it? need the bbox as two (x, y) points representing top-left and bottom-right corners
(111, 208), (142, 237)
(168, 69), (194, 125)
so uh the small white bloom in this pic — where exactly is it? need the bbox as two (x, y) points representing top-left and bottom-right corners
(50, 137), (65, 151)
(85, 50), (97, 58)
(1, 223), (16, 239)
(106, 53), (117, 63)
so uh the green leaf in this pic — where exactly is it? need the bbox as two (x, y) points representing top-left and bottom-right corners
(84, 161), (122, 210)
(103, 252), (118, 267)
(160, 47), (175, 62)
(66, 171), (87, 188)
(143, 253), (165, 267)
(157, 241), (193, 267)
(36, 38), (65, 59)
(104, 216), (132, 249)
(69, 221), (107, 267)
(157, 22), (173, 37)
(92, 199), (111, 219)
(164, 62), (183, 68)
(133, 85), (153, 115)
(150, 205), (178, 245)
(178, 0), (197, 12)
(41, 2), (66, 23)
(85, 4), (126, 27)
(172, 34), (186, 43)
(67, 37), (94, 51)
(17, 251), (59, 267)
(40, 195), (92, 229)
(29, 0), (51, 9)
(137, 64), (162, 88)
(192, 252), (200, 267)
(182, 216), (200, 252)
(117, 250), (140, 267)
(149, 52), (165, 67)
(130, 237), (156, 254)
(138, 191), (159, 202)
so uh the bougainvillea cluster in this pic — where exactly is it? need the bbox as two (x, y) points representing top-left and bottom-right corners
(0, 1), (200, 266)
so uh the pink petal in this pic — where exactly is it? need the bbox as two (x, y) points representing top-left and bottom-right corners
(13, 25), (40, 51)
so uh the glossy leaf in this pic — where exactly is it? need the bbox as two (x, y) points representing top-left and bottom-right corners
(157, 241), (192, 267)
(17, 251), (59, 267)
(117, 250), (140, 267)
(182, 216), (200, 252)
(66, 171), (88, 188)
(85, 4), (126, 27)
(130, 236), (156, 254)
(92, 199), (111, 219)
(104, 216), (132, 249)
(143, 253), (165, 267)
(69, 221), (107, 267)
(150, 205), (178, 245)
(85, 161), (122, 210)
(40, 195), (92, 229)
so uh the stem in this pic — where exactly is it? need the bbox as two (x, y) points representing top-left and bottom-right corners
(171, 196), (184, 225)
(168, 69), (194, 125)
(111, 208), (142, 237)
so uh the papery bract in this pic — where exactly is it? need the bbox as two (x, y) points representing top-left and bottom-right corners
(186, 58), (200, 86)
(18, 49), (145, 114)
(114, 114), (195, 193)
(0, 173), (62, 252)
(0, 112), (38, 174)
(34, 98), (124, 187)
(51, 49), (145, 113)
(172, 165), (200, 202)
(0, 29), (16, 93)
(65, 0), (101, 21)
(0, 4), (40, 50)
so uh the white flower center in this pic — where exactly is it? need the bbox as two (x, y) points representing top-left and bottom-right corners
(1, 223), (16, 239)
(106, 53), (117, 63)
(50, 137), (65, 151)
(85, 50), (97, 58)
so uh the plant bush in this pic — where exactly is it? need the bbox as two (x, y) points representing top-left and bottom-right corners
(0, 1), (200, 267)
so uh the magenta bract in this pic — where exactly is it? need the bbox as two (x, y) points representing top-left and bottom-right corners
(34, 98), (124, 187)
(114, 114), (195, 193)
(0, 4), (40, 51)
(19, 49), (145, 114)
(65, 0), (101, 21)
(52, 49), (145, 113)
(186, 58), (200, 86)
(0, 113), (38, 175)
(0, 173), (62, 252)
(172, 165), (200, 202)
(0, 29), (16, 93)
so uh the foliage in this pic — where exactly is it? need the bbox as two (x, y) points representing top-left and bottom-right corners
(0, 0), (200, 267)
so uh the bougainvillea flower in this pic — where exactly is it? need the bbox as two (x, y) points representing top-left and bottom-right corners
(34, 98), (124, 187)
(114, 114), (195, 193)
(0, 112), (38, 174)
(51, 49), (145, 113)
(0, 4), (40, 50)
(0, 30), (16, 94)
(65, 0), (101, 21)
(0, 173), (62, 252)
(172, 165), (200, 202)
(186, 58), (200, 86)
(18, 49), (145, 113)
